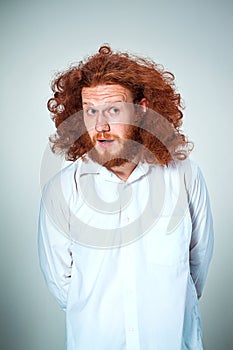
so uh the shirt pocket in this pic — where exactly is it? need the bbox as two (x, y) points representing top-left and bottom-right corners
(145, 216), (190, 266)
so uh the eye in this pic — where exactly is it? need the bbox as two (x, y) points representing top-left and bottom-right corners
(86, 108), (97, 116)
(109, 107), (120, 115)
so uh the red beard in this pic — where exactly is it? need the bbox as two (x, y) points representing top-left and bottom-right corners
(88, 126), (142, 169)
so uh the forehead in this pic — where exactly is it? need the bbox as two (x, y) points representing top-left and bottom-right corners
(82, 84), (133, 105)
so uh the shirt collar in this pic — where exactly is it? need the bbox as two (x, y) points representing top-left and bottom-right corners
(77, 156), (151, 183)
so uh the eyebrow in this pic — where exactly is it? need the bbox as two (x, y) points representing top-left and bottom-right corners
(82, 100), (124, 106)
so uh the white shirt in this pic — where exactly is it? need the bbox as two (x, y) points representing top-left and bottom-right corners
(38, 158), (214, 350)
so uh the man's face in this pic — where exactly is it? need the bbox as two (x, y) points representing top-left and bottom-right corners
(82, 84), (141, 167)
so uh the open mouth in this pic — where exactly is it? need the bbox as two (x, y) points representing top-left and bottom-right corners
(98, 139), (114, 144)
(96, 139), (115, 148)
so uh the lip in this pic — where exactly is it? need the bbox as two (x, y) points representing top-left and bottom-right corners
(97, 139), (115, 148)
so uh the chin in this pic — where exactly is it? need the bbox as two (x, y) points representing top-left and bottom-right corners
(88, 148), (124, 167)
(88, 140), (141, 168)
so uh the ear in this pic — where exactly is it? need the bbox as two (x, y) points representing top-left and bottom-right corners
(138, 98), (147, 114)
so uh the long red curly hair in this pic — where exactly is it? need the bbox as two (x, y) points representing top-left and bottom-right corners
(48, 45), (193, 165)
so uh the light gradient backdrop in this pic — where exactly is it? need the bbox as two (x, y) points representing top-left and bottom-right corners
(1, 0), (232, 349)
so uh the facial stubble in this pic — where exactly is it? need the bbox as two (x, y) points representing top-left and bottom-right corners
(87, 125), (142, 169)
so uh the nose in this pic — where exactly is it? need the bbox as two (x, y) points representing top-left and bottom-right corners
(95, 112), (110, 132)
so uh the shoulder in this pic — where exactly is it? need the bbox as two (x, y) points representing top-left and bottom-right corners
(173, 158), (209, 203)
(156, 158), (206, 195)
(170, 157), (202, 180)
(150, 158), (201, 181)
(166, 157), (200, 174)
(41, 158), (84, 201)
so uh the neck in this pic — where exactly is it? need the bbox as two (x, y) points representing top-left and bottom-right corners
(108, 161), (138, 181)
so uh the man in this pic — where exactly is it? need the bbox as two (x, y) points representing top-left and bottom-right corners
(38, 45), (214, 350)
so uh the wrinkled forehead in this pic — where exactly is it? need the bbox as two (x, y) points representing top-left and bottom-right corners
(82, 84), (133, 105)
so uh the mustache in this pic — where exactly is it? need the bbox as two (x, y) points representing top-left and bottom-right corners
(93, 132), (120, 141)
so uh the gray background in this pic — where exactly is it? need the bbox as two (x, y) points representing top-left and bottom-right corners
(1, 0), (232, 349)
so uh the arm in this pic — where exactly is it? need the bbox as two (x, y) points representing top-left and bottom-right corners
(38, 180), (73, 311)
(188, 163), (214, 299)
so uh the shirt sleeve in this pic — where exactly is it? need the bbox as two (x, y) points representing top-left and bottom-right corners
(38, 179), (73, 311)
(188, 163), (214, 299)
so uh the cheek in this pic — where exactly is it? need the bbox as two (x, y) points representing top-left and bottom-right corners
(84, 118), (96, 137)
(86, 129), (95, 140)
(116, 124), (133, 137)
(108, 125), (124, 137)
(84, 117), (92, 129)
